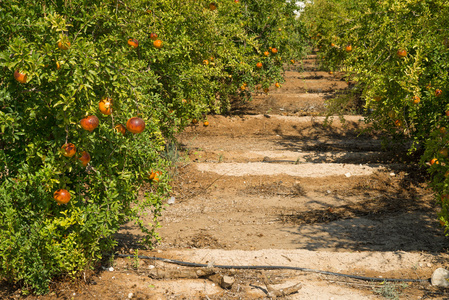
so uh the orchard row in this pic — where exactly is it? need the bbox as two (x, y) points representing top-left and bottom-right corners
(12, 30), (287, 206)
(0, 0), (308, 294)
(302, 0), (449, 231)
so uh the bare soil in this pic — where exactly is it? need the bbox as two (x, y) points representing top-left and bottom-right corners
(4, 55), (449, 300)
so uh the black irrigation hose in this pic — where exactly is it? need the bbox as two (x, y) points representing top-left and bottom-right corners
(115, 254), (430, 283)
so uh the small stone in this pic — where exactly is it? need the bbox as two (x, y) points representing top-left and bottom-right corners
(221, 275), (235, 289)
(345, 173), (351, 178)
(431, 268), (449, 287)
(128, 292), (133, 299)
(148, 265), (155, 269)
(327, 190), (331, 194)
(167, 197), (175, 204)
(108, 267), (114, 272)
(427, 263), (433, 268)
(390, 172), (396, 176)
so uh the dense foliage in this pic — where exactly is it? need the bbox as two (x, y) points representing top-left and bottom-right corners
(0, 0), (308, 294)
(301, 0), (449, 233)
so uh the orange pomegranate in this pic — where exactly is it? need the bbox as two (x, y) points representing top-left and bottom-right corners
(396, 49), (407, 57)
(114, 124), (126, 135)
(80, 115), (99, 132)
(209, 2), (217, 10)
(153, 39), (163, 49)
(99, 98), (112, 115)
(79, 151), (91, 166)
(54, 189), (71, 205)
(149, 170), (161, 182)
(62, 143), (76, 157)
(128, 38), (139, 48)
(126, 117), (145, 133)
(57, 41), (71, 50)
(14, 70), (27, 84)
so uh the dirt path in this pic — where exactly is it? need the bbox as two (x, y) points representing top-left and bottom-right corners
(154, 57), (446, 255)
(17, 55), (449, 299)
(108, 55), (449, 299)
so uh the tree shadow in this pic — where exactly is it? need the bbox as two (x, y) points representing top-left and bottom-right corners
(281, 210), (446, 252)
(277, 167), (447, 252)
(270, 118), (416, 165)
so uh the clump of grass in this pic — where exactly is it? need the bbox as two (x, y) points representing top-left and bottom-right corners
(373, 282), (408, 300)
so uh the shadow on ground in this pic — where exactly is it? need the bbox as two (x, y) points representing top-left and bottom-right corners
(278, 167), (448, 252)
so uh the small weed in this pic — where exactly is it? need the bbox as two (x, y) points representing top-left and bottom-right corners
(126, 250), (140, 269)
(162, 142), (191, 178)
(133, 250), (139, 269)
(374, 282), (408, 300)
(163, 142), (182, 164)
(108, 253), (115, 267)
